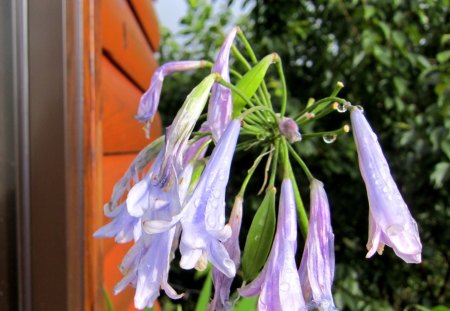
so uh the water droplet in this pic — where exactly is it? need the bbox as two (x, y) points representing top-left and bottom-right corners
(194, 198), (201, 207)
(218, 170), (226, 181)
(207, 215), (217, 228)
(212, 189), (220, 199)
(336, 103), (347, 113)
(382, 186), (388, 193)
(386, 224), (403, 236)
(356, 105), (364, 112)
(280, 282), (290, 292)
(323, 135), (337, 144)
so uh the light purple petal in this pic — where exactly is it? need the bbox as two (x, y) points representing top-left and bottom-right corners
(278, 117), (302, 143)
(351, 108), (422, 263)
(207, 27), (238, 142)
(298, 179), (337, 311)
(136, 60), (206, 124)
(157, 74), (216, 185)
(180, 120), (241, 278)
(239, 179), (306, 311)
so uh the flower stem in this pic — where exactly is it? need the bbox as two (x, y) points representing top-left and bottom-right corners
(286, 143), (314, 182)
(287, 159), (309, 238)
(301, 125), (350, 140)
(277, 58), (288, 117)
(236, 29), (272, 106)
(294, 96), (348, 122)
(238, 147), (270, 197)
(268, 139), (280, 187)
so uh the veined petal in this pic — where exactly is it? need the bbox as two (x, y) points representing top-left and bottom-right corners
(207, 27), (238, 142)
(239, 179), (305, 311)
(180, 120), (241, 277)
(157, 74), (217, 185)
(136, 60), (207, 124)
(298, 179), (337, 311)
(351, 108), (422, 263)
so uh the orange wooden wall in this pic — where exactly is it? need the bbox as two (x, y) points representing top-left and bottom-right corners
(99, 0), (162, 310)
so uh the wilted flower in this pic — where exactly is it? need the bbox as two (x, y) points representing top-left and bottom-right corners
(278, 117), (302, 143)
(94, 138), (164, 243)
(179, 120), (241, 278)
(113, 159), (194, 309)
(298, 179), (337, 311)
(207, 27), (238, 142)
(157, 73), (217, 185)
(350, 107), (422, 263)
(209, 196), (243, 311)
(136, 60), (207, 125)
(239, 179), (306, 311)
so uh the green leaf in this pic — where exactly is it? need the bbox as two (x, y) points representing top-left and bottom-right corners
(363, 5), (376, 20)
(195, 270), (213, 311)
(430, 162), (450, 188)
(103, 288), (115, 311)
(431, 306), (450, 311)
(393, 77), (408, 96)
(242, 187), (277, 280)
(437, 50), (450, 64)
(232, 54), (276, 117)
(234, 296), (258, 310)
(373, 45), (391, 66)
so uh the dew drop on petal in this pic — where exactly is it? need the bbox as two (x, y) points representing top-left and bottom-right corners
(279, 282), (290, 292)
(323, 135), (337, 144)
(386, 224), (404, 236)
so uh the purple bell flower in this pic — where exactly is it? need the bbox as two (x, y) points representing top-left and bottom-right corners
(179, 120), (241, 278)
(239, 179), (306, 311)
(94, 138), (164, 242)
(350, 107), (422, 263)
(298, 179), (337, 311)
(207, 27), (238, 142)
(114, 161), (194, 309)
(209, 195), (243, 311)
(157, 74), (216, 186)
(278, 117), (302, 143)
(136, 60), (207, 125)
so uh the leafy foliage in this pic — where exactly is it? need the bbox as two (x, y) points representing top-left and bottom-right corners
(156, 0), (450, 309)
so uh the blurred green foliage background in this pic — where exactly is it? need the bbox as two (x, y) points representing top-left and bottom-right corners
(154, 0), (449, 310)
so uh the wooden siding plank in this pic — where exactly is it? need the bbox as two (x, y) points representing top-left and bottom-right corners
(102, 56), (162, 154)
(101, 0), (157, 90)
(128, 0), (160, 51)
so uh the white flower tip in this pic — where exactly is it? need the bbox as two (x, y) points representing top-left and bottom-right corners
(337, 81), (344, 88)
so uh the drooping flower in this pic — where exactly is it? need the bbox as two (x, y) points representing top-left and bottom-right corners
(350, 107), (422, 263)
(94, 137), (164, 243)
(278, 117), (302, 143)
(209, 195), (243, 311)
(113, 161), (194, 309)
(239, 179), (306, 311)
(136, 60), (207, 125)
(298, 179), (337, 311)
(178, 120), (241, 278)
(157, 73), (217, 186)
(207, 27), (238, 142)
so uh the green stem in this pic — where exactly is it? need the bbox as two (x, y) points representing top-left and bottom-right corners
(216, 77), (256, 108)
(294, 97), (348, 122)
(287, 160), (309, 238)
(277, 58), (288, 117)
(231, 45), (252, 70)
(238, 147), (270, 197)
(286, 143), (314, 182)
(268, 139), (280, 187)
(301, 125), (350, 140)
(330, 81), (345, 97)
(237, 30), (272, 106)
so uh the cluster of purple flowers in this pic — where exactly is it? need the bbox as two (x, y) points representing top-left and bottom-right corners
(95, 27), (422, 310)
